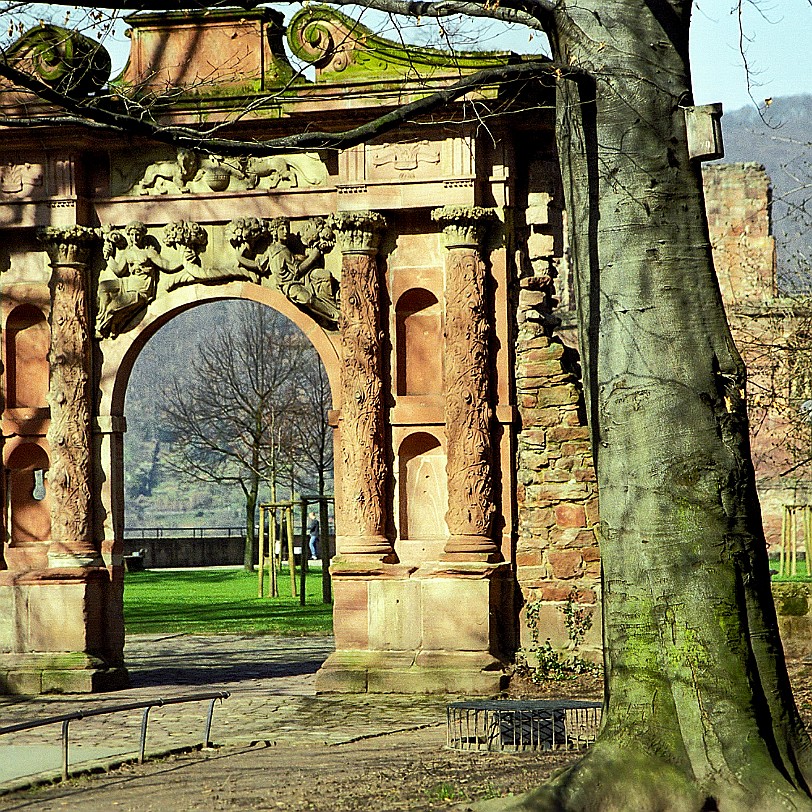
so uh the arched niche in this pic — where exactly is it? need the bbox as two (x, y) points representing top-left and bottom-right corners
(5, 304), (49, 409)
(395, 288), (443, 396)
(5, 442), (50, 546)
(397, 431), (448, 564)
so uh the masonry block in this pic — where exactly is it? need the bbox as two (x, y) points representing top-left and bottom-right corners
(368, 578), (421, 651)
(420, 578), (491, 651)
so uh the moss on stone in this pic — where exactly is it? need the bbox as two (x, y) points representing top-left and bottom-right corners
(774, 583), (810, 616)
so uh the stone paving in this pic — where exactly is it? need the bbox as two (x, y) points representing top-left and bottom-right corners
(0, 634), (451, 792)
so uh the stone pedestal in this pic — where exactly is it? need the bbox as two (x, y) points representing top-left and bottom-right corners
(0, 568), (128, 693)
(315, 561), (511, 694)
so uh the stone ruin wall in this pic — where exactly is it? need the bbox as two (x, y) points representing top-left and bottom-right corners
(513, 161), (778, 659)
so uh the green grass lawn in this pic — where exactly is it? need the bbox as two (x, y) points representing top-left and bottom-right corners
(771, 559), (812, 582)
(124, 567), (333, 636)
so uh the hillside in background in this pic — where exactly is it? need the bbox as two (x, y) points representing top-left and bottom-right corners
(124, 301), (332, 530)
(125, 302), (248, 529)
(719, 94), (812, 290)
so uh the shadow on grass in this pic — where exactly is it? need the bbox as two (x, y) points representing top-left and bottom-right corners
(122, 569), (334, 688)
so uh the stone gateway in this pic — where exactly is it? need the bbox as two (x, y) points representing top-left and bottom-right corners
(0, 8), (779, 694)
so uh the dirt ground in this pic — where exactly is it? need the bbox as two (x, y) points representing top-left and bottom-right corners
(0, 726), (576, 812)
(0, 661), (810, 812)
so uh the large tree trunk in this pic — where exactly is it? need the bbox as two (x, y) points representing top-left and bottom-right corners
(485, 1), (812, 809)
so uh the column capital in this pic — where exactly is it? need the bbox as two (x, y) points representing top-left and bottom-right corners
(330, 211), (386, 255)
(431, 206), (497, 249)
(38, 225), (98, 266)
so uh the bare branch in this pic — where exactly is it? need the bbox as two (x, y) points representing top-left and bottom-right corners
(0, 56), (567, 155)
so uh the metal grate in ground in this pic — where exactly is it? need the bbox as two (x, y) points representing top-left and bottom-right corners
(446, 699), (602, 752)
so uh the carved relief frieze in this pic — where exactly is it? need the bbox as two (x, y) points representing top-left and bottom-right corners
(112, 149), (328, 197)
(369, 140), (441, 178)
(96, 217), (339, 338)
(0, 161), (45, 199)
(227, 215), (339, 326)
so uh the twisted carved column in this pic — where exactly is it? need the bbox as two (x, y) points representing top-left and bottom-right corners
(432, 206), (500, 561)
(40, 226), (100, 567)
(331, 211), (393, 559)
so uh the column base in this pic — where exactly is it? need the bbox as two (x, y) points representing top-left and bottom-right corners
(315, 649), (507, 695)
(48, 551), (105, 568)
(0, 652), (129, 695)
(321, 560), (513, 694)
(335, 535), (396, 562)
(0, 567), (126, 695)
(442, 535), (501, 562)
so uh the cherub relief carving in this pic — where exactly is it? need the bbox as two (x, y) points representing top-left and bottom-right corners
(228, 216), (339, 326)
(96, 222), (167, 338)
(95, 217), (338, 339)
(96, 221), (211, 337)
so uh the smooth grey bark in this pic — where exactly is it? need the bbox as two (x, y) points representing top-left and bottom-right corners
(475, 1), (812, 809)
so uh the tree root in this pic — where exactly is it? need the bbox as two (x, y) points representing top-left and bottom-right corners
(457, 741), (812, 812)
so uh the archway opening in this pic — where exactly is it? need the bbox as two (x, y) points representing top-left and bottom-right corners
(121, 298), (336, 687)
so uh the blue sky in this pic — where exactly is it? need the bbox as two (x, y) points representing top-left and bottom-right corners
(690, 0), (812, 112)
(19, 2), (809, 115)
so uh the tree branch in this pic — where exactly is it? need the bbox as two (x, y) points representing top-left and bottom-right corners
(3, 0), (556, 26)
(0, 56), (570, 156)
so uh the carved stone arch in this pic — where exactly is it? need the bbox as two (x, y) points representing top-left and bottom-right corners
(103, 280), (342, 418)
(95, 279), (342, 581)
(394, 287), (443, 397)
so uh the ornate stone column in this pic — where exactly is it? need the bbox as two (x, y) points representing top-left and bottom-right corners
(39, 226), (100, 567)
(331, 211), (393, 560)
(432, 206), (500, 561)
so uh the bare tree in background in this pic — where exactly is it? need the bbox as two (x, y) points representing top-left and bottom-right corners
(161, 301), (326, 570)
(290, 361), (333, 500)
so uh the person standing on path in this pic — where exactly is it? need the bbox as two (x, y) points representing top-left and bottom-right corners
(307, 513), (319, 560)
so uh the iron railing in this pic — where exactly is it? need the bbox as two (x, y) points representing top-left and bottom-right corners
(0, 691), (230, 781)
(124, 527), (244, 540)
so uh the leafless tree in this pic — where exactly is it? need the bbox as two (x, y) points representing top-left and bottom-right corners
(161, 301), (326, 569)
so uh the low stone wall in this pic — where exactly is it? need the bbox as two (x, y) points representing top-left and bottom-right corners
(774, 582), (812, 659)
(123, 535), (337, 568)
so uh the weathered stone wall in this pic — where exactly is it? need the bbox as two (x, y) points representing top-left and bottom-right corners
(512, 161), (783, 661)
(703, 162), (775, 306)
(703, 162), (810, 553)
(513, 150), (601, 660)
